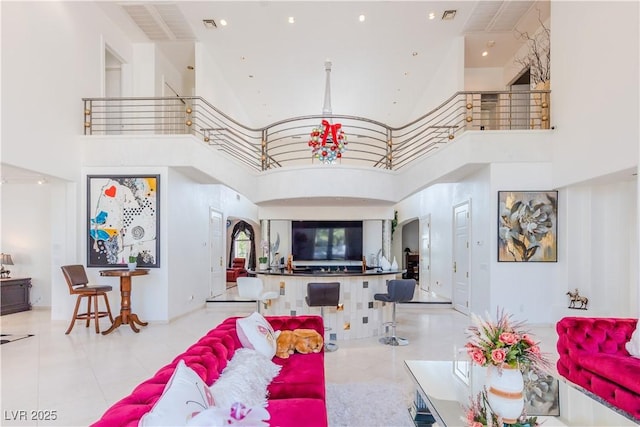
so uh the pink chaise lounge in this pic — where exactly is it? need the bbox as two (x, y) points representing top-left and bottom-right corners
(91, 315), (327, 427)
(556, 316), (640, 421)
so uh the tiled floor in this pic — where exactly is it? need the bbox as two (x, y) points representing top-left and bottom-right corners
(0, 290), (625, 427)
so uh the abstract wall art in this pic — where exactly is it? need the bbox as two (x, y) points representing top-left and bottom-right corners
(87, 175), (160, 268)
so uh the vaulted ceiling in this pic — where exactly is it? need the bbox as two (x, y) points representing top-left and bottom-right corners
(1, 1), (550, 185)
(98, 1), (549, 127)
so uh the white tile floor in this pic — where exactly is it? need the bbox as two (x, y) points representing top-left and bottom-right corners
(0, 290), (615, 427)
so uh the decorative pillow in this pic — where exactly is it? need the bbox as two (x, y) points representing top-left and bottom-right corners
(236, 312), (277, 358)
(139, 360), (214, 426)
(186, 402), (270, 427)
(209, 348), (281, 409)
(626, 321), (640, 358)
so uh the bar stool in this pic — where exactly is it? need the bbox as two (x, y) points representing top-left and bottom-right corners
(374, 278), (416, 346)
(236, 277), (279, 313)
(61, 264), (114, 334)
(305, 282), (340, 352)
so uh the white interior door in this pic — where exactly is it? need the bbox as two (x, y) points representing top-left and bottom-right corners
(420, 214), (431, 293)
(209, 208), (224, 297)
(452, 201), (471, 315)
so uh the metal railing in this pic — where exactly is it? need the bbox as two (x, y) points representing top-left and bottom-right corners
(83, 89), (550, 171)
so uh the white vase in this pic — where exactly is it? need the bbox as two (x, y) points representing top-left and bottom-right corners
(391, 257), (398, 271)
(127, 262), (137, 271)
(380, 256), (391, 271)
(486, 365), (524, 424)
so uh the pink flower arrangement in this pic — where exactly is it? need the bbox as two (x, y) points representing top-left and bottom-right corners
(465, 308), (550, 371)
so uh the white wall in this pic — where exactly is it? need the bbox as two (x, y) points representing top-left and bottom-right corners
(488, 163), (556, 324)
(556, 180), (638, 319)
(1, 1), (133, 181)
(464, 67), (505, 91)
(410, 36), (465, 119)
(0, 184), (56, 307)
(550, 1), (639, 188)
(194, 42), (252, 126)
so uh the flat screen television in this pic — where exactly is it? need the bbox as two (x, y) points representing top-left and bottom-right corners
(291, 220), (363, 261)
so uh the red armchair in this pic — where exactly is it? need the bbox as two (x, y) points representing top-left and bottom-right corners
(226, 257), (248, 282)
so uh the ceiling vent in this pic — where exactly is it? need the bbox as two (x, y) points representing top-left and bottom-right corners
(203, 19), (217, 29)
(442, 10), (457, 20)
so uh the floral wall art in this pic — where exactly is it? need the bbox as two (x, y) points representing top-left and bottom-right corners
(87, 175), (160, 268)
(498, 191), (558, 262)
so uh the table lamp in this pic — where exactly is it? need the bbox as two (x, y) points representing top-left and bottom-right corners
(0, 253), (14, 278)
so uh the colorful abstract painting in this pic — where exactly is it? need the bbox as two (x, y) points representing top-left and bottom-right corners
(498, 191), (557, 262)
(87, 175), (160, 267)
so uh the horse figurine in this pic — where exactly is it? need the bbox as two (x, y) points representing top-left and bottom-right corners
(566, 288), (589, 310)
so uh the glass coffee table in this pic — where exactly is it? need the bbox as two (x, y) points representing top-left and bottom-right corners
(404, 360), (571, 427)
(405, 360), (639, 427)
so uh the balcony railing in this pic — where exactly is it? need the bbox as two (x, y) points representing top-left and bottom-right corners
(83, 89), (550, 171)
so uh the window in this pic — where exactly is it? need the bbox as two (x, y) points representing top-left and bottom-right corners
(234, 231), (251, 259)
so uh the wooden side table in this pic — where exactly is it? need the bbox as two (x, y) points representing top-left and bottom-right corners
(0, 277), (32, 315)
(99, 269), (149, 334)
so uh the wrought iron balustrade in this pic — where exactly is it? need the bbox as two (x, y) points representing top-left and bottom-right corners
(82, 89), (550, 172)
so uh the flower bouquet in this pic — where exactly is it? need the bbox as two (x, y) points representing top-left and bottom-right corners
(464, 308), (551, 425)
(464, 308), (550, 372)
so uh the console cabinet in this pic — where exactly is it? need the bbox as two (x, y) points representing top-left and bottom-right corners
(0, 277), (32, 315)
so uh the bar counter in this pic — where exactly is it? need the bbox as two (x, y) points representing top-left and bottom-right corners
(255, 269), (403, 340)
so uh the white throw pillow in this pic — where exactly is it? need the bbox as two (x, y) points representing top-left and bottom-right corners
(139, 360), (213, 426)
(210, 348), (281, 409)
(626, 321), (640, 358)
(186, 403), (270, 427)
(236, 312), (277, 358)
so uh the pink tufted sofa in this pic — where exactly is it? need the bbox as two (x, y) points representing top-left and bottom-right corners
(556, 317), (640, 421)
(91, 315), (327, 427)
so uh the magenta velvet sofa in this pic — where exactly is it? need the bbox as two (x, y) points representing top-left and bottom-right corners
(91, 315), (327, 427)
(556, 316), (640, 421)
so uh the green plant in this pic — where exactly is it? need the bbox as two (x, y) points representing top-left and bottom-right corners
(258, 256), (268, 263)
(128, 255), (137, 263)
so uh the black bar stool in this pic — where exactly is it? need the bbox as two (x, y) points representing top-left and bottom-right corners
(374, 278), (416, 346)
(306, 282), (340, 352)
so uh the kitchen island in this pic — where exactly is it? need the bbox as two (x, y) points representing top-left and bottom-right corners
(255, 269), (403, 340)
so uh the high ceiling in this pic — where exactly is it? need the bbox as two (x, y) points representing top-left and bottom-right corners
(1, 1), (549, 185)
(98, 0), (549, 128)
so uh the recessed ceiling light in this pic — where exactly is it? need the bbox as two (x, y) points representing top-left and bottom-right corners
(359, 14), (365, 22)
(248, 75), (254, 78)
(187, 65), (194, 70)
(428, 12), (435, 20)
(412, 52), (418, 57)
(442, 10), (456, 20)
(288, 16), (295, 24)
(487, 40), (495, 48)
(482, 51), (488, 57)
(219, 19), (227, 26)
(203, 19), (217, 29)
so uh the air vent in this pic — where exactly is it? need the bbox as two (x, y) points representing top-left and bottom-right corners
(203, 19), (217, 29)
(442, 10), (457, 20)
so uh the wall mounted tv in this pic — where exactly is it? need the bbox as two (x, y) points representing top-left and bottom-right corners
(291, 220), (363, 261)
